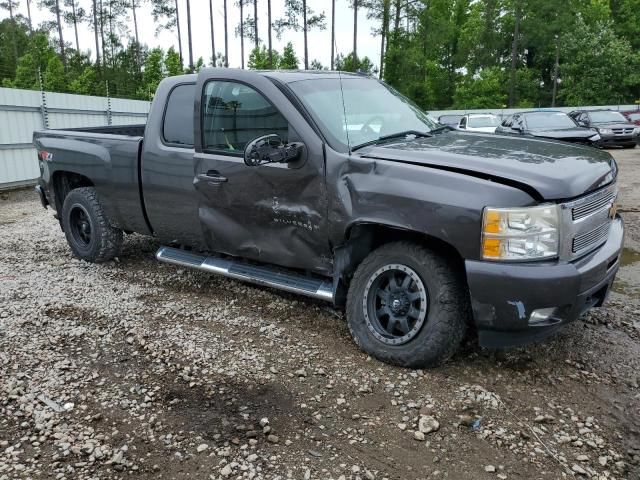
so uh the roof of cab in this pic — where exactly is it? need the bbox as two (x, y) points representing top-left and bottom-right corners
(257, 70), (367, 83)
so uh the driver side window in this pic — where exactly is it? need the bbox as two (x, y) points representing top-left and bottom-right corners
(202, 81), (289, 154)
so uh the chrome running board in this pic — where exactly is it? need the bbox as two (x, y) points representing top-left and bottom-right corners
(156, 246), (334, 302)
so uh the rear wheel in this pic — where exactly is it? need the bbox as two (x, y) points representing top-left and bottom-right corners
(61, 187), (123, 263)
(346, 242), (469, 368)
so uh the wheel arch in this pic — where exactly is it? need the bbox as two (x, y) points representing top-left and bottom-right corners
(51, 170), (94, 216)
(333, 222), (466, 307)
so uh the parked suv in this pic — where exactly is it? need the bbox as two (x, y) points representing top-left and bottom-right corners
(496, 111), (601, 146)
(569, 109), (638, 148)
(458, 113), (500, 133)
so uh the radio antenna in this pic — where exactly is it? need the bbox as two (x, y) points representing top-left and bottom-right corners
(334, 38), (351, 155)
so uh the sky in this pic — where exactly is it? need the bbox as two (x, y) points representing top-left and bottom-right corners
(2, 0), (383, 71)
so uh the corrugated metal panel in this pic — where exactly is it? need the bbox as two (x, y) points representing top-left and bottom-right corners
(0, 87), (149, 186)
(0, 147), (39, 184)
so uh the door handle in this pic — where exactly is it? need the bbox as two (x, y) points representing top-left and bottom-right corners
(197, 170), (228, 184)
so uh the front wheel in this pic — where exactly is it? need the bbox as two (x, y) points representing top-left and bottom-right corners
(346, 242), (469, 368)
(61, 187), (123, 263)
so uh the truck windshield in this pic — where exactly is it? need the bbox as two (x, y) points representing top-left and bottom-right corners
(589, 111), (627, 123)
(288, 77), (439, 152)
(468, 116), (499, 127)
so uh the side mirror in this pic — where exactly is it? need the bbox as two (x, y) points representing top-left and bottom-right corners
(244, 134), (303, 167)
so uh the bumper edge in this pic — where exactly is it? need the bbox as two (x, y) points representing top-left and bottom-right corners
(466, 217), (624, 348)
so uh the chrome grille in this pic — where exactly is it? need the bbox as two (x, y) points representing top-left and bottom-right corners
(560, 183), (617, 260)
(572, 223), (609, 253)
(612, 127), (634, 135)
(572, 188), (616, 220)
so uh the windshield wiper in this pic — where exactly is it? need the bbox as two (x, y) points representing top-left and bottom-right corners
(351, 130), (432, 152)
(429, 125), (454, 134)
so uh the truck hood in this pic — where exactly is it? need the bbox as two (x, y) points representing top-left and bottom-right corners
(357, 132), (615, 201)
(528, 127), (598, 140)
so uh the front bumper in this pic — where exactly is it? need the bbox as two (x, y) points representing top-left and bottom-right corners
(466, 216), (624, 348)
(598, 134), (637, 147)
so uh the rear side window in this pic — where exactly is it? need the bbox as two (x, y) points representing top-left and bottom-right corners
(163, 83), (196, 146)
(201, 81), (288, 153)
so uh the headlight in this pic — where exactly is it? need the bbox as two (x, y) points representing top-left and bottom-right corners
(598, 128), (614, 135)
(481, 205), (560, 261)
(588, 133), (601, 141)
(634, 127), (640, 135)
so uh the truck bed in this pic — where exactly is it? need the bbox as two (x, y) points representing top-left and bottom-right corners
(33, 124), (150, 236)
(62, 124), (146, 137)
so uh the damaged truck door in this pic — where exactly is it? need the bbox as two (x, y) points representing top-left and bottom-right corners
(193, 71), (332, 273)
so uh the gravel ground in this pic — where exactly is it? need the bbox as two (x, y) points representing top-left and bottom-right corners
(1, 149), (639, 480)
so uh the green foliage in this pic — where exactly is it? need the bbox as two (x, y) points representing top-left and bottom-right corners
(139, 47), (165, 98)
(335, 52), (375, 75)
(453, 68), (507, 109)
(0, 0), (639, 110)
(559, 18), (640, 106)
(165, 47), (183, 76)
(279, 42), (299, 69)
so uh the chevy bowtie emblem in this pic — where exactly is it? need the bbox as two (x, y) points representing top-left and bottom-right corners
(608, 202), (618, 219)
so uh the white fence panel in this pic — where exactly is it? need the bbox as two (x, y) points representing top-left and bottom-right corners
(0, 87), (150, 189)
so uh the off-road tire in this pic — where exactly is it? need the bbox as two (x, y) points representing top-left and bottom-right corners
(61, 187), (123, 263)
(346, 242), (469, 368)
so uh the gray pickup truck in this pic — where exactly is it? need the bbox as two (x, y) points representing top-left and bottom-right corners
(34, 69), (624, 368)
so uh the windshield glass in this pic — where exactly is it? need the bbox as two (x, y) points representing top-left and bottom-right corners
(589, 111), (627, 123)
(468, 115), (499, 127)
(439, 115), (462, 124)
(288, 77), (438, 151)
(525, 112), (576, 129)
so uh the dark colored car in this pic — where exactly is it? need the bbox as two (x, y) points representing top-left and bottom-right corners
(569, 109), (638, 148)
(496, 111), (601, 146)
(437, 114), (463, 128)
(33, 69), (624, 368)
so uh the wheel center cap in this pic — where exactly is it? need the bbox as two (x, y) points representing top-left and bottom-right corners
(392, 299), (401, 310)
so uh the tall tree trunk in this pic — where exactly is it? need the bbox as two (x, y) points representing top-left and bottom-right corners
(551, 35), (560, 107)
(508, 0), (520, 107)
(55, 0), (67, 66)
(99, 0), (107, 68)
(330, 0), (335, 69)
(8, 0), (12, 18)
(174, 0), (183, 65)
(239, 0), (244, 68)
(353, 0), (358, 63)
(224, 0), (229, 66)
(186, 0), (194, 70)
(379, 0), (389, 78)
(26, 0), (33, 32)
(92, 0), (101, 67)
(303, 0), (308, 69)
(72, 1), (80, 52)
(267, 0), (272, 67)
(253, 0), (258, 49)
(393, 0), (401, 32)
(132, 0), (141, 67)
(108, 0), (114, 66)
(209, 0), (216, 65)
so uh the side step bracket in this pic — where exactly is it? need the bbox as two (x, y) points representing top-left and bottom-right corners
(156, 246), (334, 302)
